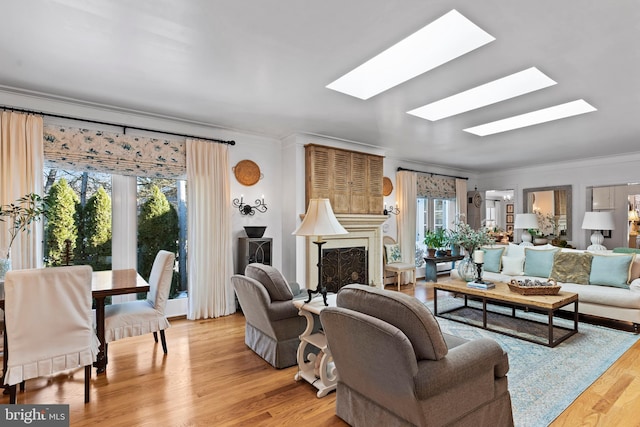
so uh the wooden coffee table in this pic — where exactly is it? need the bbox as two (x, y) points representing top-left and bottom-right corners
(433, 279), (578, 347)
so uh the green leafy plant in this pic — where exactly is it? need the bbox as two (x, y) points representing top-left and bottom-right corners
(0, 193), (50, 259)
(423, 228), (448, 249)
(450, 222), (492, 255)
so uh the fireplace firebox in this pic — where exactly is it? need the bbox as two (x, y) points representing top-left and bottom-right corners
(322, 246), (368, 293)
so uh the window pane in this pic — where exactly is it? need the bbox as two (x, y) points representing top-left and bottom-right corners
(43, 167), (112, 271)
(136, 177), (185, 299)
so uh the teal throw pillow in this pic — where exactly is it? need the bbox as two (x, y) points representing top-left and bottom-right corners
(524, 248), (560, 278)
(589, 254), (634, 288)
(482, 247), (505, 273)
(385, 244), (403, 263)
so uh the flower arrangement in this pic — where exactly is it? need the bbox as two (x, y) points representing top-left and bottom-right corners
(449, 222), (493, 255)
(530, 211), (557, 238)
(0, 193), (50, 259)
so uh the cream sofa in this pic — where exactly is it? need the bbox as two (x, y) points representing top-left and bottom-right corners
(451, 244), (640, 332)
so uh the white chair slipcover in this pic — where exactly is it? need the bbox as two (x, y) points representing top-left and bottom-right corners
(104, 250), (175, 353)
(3, 265), (98, 403)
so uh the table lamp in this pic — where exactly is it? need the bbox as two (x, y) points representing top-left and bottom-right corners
(582, 211), (615, 251)
(293, 199), (348, 306)
(629, 210), (639, 234)
(513, 213), (539, 246)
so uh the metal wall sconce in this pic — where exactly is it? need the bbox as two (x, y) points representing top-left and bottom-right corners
(233, 195), (267, 216)
(384, 204), (400, 215)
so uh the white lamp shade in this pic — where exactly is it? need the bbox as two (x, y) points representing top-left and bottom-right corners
(292, 199), (348, 237)
(513, 213), (539, 229)
(582, 211), (615, 230)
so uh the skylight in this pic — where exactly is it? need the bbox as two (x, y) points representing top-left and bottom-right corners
(463, 100), (597, 136)
(407, 67), (556, 120)
(326, 9), (495, 100)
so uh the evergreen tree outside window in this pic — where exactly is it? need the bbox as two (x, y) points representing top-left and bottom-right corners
(44, 178), (79, 266)
(137, 179), (182, 299)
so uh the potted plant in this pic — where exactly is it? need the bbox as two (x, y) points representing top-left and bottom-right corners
(0, 193), (50, 278)
(423, 230), (439, 257)
(444, 229), (461, 256)
(424, 229), (448, 257)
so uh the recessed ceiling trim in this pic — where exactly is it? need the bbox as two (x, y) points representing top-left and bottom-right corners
(463, 99), (597, 136)
(407, 67), (557, 121)
(326, 9), (495, 100)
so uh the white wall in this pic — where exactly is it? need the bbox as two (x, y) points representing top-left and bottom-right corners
(478, 152), (640, 249)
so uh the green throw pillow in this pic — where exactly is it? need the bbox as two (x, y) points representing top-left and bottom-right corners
(612, 247), (640, 254)
(482, 247), (505, 273)
(549, 251), (593, 284)
(524, 247), (560, 278)
(385, 244), (403, 263)
(589, 254), (634, 288)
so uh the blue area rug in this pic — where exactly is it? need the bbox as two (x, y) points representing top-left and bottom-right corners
(426, 297), (639, 427)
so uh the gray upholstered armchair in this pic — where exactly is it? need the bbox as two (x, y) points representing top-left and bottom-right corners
(320, 284), (514, 427)
(231, 263), (310, 368)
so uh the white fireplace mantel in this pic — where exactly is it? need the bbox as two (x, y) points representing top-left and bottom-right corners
(304, 214), (389, 290)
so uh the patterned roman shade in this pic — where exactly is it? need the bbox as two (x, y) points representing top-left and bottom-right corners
(43, 125), (186, 179)
(416, 173), (456, 198)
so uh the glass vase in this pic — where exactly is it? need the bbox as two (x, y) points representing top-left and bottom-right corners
(0, 257), (11, 281)
(457, 254), (477, 282)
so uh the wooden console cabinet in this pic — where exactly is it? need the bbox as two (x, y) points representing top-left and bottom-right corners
(305, 144), (383, 214)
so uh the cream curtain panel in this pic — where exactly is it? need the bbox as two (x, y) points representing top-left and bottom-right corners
(456, 178), (468, 223)
(186, 139), (234, 319)
(0, 112), (44, 269)
(397, 171), (417, 284)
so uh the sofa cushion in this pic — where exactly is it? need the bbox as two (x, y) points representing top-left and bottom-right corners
(482, 247), (505, 273)
(613, 247), (640, 281)
(245, 263), (294, 301)
(505, 243), (525, 258)
(501, 256), (524, 276)
(589, 254), (635, 289)
(385, 244), (403, 263)
(560, 281), (640, 309)
(337, 284), (448, 361)
(549, 251), (593, 284)
(524, 247), (560, 278)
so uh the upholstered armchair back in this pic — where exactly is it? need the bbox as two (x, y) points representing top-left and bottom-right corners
(336, 284), (448, 361)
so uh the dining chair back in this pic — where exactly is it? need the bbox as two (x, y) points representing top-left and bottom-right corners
(383, 236), (416, 291)
(3, 265), (98, 404)
(104, 250), (175, 358)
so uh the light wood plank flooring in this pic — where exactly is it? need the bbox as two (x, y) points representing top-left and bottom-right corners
(2, 278), (639, 426)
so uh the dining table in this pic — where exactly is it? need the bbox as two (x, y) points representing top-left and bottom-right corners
(1, 268), (150, 378)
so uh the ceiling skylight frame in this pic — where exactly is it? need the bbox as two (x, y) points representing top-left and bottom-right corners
(463, 99), (597, 136)
(407, 67), (557, 121)
(326, 9), (495, 100)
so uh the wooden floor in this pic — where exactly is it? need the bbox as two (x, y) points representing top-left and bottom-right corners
(2, 278), (640, 426)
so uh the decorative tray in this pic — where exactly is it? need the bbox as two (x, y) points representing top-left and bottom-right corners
(233, 159), (262, 186)
(508, 278), (561, 295)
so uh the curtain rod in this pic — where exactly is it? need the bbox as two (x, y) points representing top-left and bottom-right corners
(397, 166), (468, 180)
(1, 106), (236, 146)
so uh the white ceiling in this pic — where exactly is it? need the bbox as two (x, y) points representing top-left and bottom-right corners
(1, 0), (639, 172)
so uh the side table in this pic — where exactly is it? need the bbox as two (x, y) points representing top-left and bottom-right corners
(293, 293), (338, 398)
(423, 255), (464, 282)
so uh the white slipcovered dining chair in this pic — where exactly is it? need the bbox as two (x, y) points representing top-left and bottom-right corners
(103, 250), (175, 361)
(3, 265), (98, 404)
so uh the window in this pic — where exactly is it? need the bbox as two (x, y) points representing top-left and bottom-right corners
(42, 167), (187, 300)
(416, 197), (456, 250)
(136, 177), (187, 298)
(43, 168), (113, 271)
